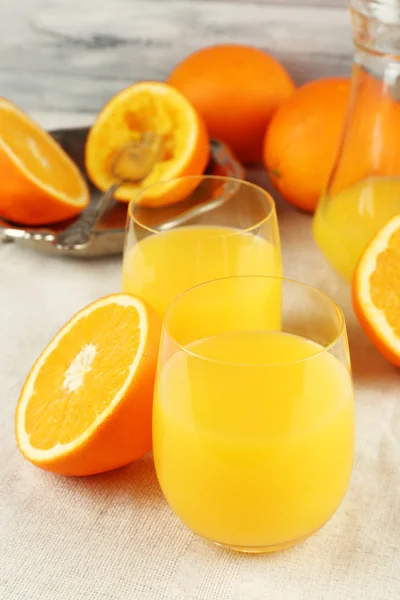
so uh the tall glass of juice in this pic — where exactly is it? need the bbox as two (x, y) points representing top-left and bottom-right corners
(154, 276), (354, 553)
(122, 176), (281, 317)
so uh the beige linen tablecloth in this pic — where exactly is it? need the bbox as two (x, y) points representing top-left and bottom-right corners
(1, 168), (399, 600)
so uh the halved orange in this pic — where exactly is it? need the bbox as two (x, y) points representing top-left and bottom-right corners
(15, 294), (161, 476)
(0, 98), (89, 225)
(85, 81), (210, 207)
(353, 215), (400, 367)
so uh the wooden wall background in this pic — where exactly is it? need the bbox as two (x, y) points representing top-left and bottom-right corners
(1, 0), (352, 116)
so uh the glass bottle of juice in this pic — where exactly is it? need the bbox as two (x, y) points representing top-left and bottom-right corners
(313, 0), (400, 281)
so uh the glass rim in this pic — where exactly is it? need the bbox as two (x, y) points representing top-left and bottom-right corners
(163, 275), (347, 367)
(127, 175), (277, 236)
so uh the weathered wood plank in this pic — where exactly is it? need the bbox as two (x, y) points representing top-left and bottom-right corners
(0, 0), (352, 114)
(143, 0), (349, 6)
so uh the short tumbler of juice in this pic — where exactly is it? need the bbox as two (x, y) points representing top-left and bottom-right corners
(122, 176), (281, 318)
(153, 276), (354, 553)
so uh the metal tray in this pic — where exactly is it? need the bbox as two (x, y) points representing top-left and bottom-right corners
(0, 127), (244, 257)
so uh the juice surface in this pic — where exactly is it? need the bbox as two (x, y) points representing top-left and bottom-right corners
(313, 177), (400, 281)
(154, 331), (354, 550)
(122, 225), (281, 317)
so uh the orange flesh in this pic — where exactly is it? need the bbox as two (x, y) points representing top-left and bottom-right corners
(25, 305), (141, 450)
(0, 107), (84, 198)
(370, 228), (400, 337)
(87, 88), (197, 196)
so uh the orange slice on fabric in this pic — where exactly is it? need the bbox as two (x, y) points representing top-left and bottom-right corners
(0, 98), (89, 225)
(15, 294), (161, 476)
(353, 215), (400, 367)
(84, 81), (210, 208)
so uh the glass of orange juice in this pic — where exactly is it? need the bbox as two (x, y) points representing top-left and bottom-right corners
(153, 276), (354, 553)
(122, 176), (281, 317)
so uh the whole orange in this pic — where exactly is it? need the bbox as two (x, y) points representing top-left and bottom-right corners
(263, 77), (351, 212)
(167, 44), (295, 165)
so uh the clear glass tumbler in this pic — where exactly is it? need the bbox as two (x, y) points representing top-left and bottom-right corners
(122, 176), (281, 317)
(153, 276), (354, 553)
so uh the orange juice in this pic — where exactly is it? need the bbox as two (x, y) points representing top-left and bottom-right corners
(314, 177), (400, 281)
(154, 331), (354, 551)
(122, 225), (281, 317)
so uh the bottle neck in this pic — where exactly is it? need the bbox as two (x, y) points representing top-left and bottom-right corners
(351, 0), (400, 55)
